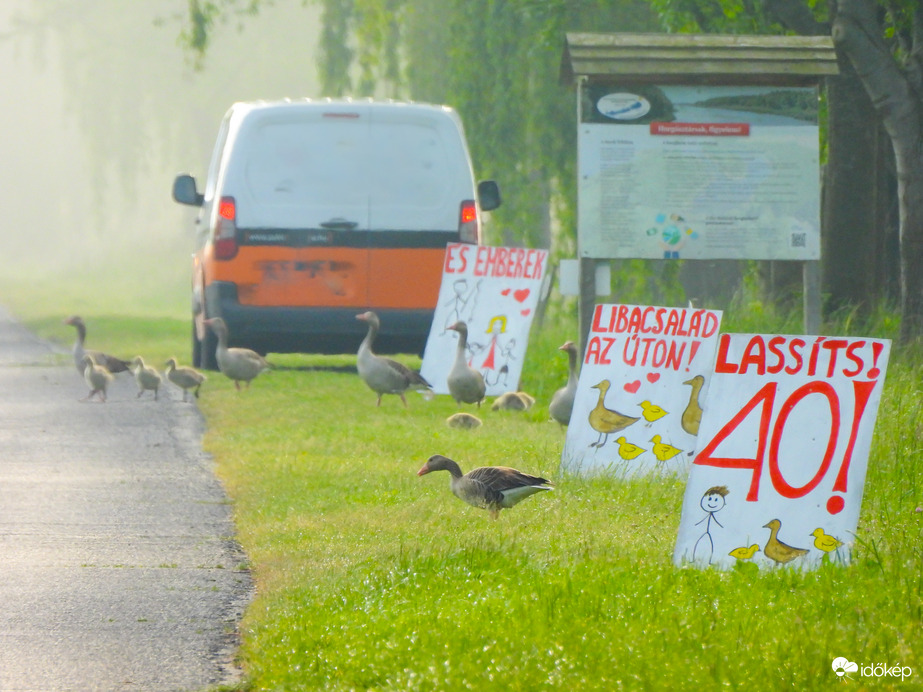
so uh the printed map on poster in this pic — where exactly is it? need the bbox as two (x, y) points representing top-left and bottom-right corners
(420, 243), (548, 397)
(577, 84), (821, 261)
(562, 304), (723, 476)
(673, 333), (891, 571)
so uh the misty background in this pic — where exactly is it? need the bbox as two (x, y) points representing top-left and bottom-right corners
(0, 0), (322, 317)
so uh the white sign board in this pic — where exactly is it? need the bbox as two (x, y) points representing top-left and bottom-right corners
(578, 84), (821, 260)
(421, 243), (549, 396)
(562, 303), (723, 475)
(673, 333), (890, 570)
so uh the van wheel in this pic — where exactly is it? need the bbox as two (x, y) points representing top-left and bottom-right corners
(193, 322), (219, 371)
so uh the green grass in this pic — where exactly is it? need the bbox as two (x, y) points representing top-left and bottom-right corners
(6, 277), (922, 690)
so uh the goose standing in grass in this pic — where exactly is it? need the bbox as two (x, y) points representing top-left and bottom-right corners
(446, 321), (486, 407)
(355, 311), (432, 406)
(549, 340), (578, 425)
(164, 358), (206, 402)
(130, 356), (162, 400)
(204, 317), (270, 390)
(417, 454), (552, 519)
(64, 315), (130, 375)
(81, 354), (114, 402)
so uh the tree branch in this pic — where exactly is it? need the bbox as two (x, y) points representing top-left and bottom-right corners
(761, 0), (829, 35)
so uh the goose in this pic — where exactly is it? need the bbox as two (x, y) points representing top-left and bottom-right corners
(355, 311), (432, 406)
(588, 380), (641, 448)
(446, 412), (482, 429)
(203, 317), (270, 390)
(491, 391), (529, 411)
(417, 454), (552, 519)
(681, 375), (705, 437)
(164, 358), (206, 402)
(763, 519), (809, 564)
(446, 321), (486, 407)
(515, 391), (535, 409)
(549, 340), (578, 425)
(64, 315), (130, 374)
(81, 354), (114, 402)
(129, 356), (162, 400)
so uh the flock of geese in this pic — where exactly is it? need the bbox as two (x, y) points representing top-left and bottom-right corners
(65, 316), (206, 403)
(64, 311), (579, 520)
(63, 312), (848, 555)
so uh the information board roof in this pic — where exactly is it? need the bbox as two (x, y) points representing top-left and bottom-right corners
(561, 33), (839, 86)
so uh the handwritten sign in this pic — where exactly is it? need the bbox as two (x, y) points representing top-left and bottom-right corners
(420, 243), (549, 396)
(673, 333), (890, 570)
(562, 303), (723, 475)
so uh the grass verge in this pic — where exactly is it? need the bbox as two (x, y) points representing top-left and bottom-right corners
(7, 282), (922, 690)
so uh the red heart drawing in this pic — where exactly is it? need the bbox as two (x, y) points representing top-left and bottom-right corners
(501, 288), (511, 296)
(646, 373), (660, 383)
(521, 308), (531, 316)
(624, 380), (641, 394)
(513, 288), (530, 303)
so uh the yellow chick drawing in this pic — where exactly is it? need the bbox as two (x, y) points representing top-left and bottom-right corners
(650, 435), (682, 463)
(811, 528), (844, 553)
(615, 437), (646, 460)
(639, 400), (668, 425)
(729, 544), (760, 560)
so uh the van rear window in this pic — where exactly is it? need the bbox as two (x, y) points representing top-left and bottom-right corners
(243, 119), (457, 210)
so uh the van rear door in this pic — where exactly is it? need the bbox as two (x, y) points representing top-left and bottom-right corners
(231, 102), (373, 309)
(364, 106), (473, 311)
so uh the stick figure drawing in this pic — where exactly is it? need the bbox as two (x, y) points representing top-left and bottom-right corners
(692, 485), (728, 564)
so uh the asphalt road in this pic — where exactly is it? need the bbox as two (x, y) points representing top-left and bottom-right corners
(0, 308), (252, 691)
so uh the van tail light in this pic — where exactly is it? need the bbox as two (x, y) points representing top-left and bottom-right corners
(214, 196), (239, 260)
(458, 200), (479, 244)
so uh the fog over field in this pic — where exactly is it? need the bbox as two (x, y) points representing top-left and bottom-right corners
(0, 0), (321, 316)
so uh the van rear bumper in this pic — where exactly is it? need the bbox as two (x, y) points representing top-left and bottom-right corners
(205, 281), (433, 355)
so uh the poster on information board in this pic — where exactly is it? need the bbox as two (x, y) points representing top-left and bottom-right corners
(420, 243), (549, 397)
(673, 333), (890, 570)
(561, 303), (723, 476)
(577, 83), (821, 260)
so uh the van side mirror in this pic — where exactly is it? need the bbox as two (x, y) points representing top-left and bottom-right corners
(173, 174), (204, 206)
(477, 180), (501, 212)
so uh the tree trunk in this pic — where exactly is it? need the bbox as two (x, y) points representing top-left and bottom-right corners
(833, 0), (923, 340)
(821, 61), (880, 314)
(763, 0), (882, 320)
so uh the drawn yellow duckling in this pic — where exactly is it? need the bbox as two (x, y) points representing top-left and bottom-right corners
(650, 435), (683, 462)
(729, 544), (760, 560)
(811, 528), (844, 553)
(639, 400), (668, 425)
(615, 437), (646, 460)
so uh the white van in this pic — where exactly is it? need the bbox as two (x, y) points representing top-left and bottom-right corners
(173, 98), (500, 368)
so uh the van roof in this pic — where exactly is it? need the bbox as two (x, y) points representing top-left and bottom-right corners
(224, 98), (460, 120)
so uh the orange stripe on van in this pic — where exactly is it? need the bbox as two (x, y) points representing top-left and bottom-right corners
(207, 246), (444, 310)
